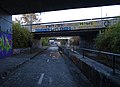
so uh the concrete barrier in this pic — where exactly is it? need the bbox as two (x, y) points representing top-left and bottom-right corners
(13, 48), (31, 55)
(61, 48), (120, 87)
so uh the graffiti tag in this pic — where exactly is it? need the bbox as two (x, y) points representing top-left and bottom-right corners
(0, 35), (12, 52)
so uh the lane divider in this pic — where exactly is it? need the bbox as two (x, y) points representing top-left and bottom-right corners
(47, 59), (49, 62)
(38, 73), (45, 85)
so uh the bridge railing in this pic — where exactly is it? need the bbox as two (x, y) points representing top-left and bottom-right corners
(80, 48), (120, 75)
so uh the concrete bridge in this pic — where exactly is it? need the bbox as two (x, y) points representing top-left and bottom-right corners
(28, 16), (120, 37)
(23, 16), (120, 49)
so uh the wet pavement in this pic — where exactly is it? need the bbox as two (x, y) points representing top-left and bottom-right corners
(0, 46), (93, 87)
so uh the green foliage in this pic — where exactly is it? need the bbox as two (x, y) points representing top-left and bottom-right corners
(41, 37), (49, 46)
(70, 36), (80, 45)
(95, 22), (120, 53)
(12, 23), (33, 48)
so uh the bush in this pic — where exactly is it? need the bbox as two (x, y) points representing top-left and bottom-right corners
(41, 37), (49, 46)
(95, 22), (120, 53)
(12, 23), (33, 48)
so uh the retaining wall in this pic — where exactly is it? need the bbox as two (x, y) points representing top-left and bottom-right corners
(60, 47), (120, 87)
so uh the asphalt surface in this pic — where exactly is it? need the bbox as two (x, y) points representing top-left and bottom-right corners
(0, 46), (92, 87)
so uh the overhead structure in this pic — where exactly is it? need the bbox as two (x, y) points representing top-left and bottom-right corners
(0, 0), (120, 14)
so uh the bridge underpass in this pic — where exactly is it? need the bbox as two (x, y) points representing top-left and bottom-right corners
(33, 29), (99, 49)
(0, 0), (120, 58)
(33, 28), (100, 37)
(31, 16), (120, 48)
(0, 1), (120, 87)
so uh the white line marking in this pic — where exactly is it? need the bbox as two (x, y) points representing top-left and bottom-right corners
(47, 59), (49, 62)
(38, 73), (44, 85)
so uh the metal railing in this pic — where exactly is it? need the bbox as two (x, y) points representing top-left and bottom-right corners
(80, 48), (120, 75)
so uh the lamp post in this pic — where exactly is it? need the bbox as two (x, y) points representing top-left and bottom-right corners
(29, 14), (33, 52)
(100, 7), (103, 34)
(30, 14), (32, 32)
(101, 7), (102, 19)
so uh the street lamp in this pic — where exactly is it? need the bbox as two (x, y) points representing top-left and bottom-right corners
(29, 14), (33, 51)
(30, 14), (32, 32)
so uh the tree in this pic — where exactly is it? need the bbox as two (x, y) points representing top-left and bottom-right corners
(21, 13), (41, 24)
(95, 22), (120, 53)
(15, 13), (41, 24)
(41, 37), (49, 46)
(12, 22), (33, 48)
(70, 36), (80, 46)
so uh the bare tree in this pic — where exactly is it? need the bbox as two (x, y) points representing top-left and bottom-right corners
(14, 13), (41, 24)
(21, 13), (41, 24)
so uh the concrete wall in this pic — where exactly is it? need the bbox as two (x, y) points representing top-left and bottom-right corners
(79, 31), (99, 49)
(0, 8), (12, 59)
(61, 48), (120, 87)
(32, 39), (42, 48)
(79, 37), (95, 49)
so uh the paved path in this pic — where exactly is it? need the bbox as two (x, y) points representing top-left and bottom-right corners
(0, 47), (92, 87)
(0, 48), (46, 83)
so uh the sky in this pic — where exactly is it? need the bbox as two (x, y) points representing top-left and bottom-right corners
(12, 5), (120, 23)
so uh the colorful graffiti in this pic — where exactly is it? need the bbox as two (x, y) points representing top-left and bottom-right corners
(31, 17), (120, 32)
(0, 32), (12, 59)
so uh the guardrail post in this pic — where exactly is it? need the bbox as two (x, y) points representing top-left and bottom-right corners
(112, 56), (115, 75)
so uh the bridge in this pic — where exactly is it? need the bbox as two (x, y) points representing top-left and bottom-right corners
(23, 16), (120, 37)
(23, 16), (119, 50)
(0, 0), (120, 14)
(0, 0), (120, 58)
(0, 1), (120, 87)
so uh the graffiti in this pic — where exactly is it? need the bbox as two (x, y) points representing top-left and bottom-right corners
(0, 32), (12, 58)
(31, 17), (120, 32)
(0, 35), (11, 52)
(35, 26), (72, 32)
(33, 21), (102, 32)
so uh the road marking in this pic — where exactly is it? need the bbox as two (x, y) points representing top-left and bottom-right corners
(47, 59), (49, 62)
(38, 73), (44, 85)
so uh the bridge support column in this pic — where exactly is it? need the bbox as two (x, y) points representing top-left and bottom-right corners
(0, 9), (12, 59)
(32, 38), (42, 48)
(79, 37), (95, 49)
(79, 31), (99, 49)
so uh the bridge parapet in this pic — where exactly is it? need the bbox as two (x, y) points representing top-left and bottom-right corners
(23, 16), (120, 32)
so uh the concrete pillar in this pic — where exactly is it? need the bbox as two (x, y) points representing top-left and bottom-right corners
(79, 37), (86, 48)
(67, 39), (70, 47)
(79, 31), (99, 49)
(0, 9), (12, 59)
(32, 38), (42, 48)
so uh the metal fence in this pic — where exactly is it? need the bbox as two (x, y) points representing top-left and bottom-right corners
(80, 48), (120, 75)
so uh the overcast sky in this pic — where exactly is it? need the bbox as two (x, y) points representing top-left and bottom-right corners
(12, 5), (120, 23)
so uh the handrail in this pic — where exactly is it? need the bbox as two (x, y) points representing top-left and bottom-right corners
(80, 48), (120, 75)
(80, 48), (120, 57)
